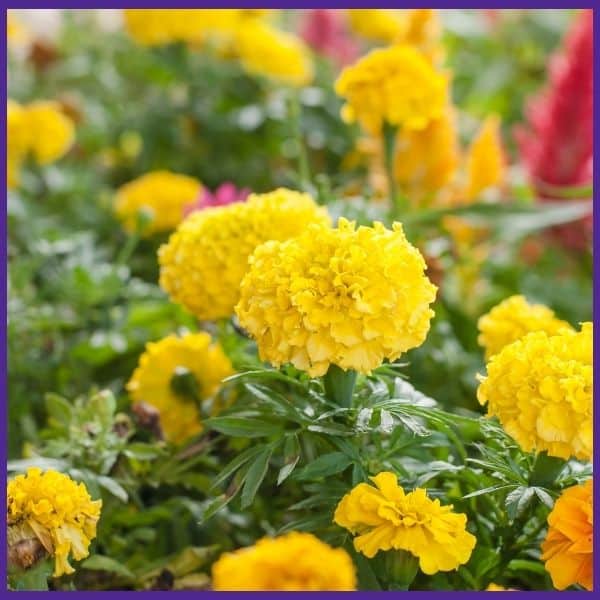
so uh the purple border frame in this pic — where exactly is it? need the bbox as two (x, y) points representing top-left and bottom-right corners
(1, 3), (596, 597)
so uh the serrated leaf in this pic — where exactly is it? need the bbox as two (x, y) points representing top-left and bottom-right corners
(293, 452), (353, 481)
(462, 484), (516, 499)
(506, 486), (535, 519)
(241, 446), (273, 508)
(204, 416), (283, 438)
(45, 393), (72, 427)
(533, 487), (555, 509)
(210, 445), (265, 491)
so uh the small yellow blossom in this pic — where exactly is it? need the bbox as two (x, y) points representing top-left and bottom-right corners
(211, 531), (356, 591)
(236, 218), (437, 377)
(400, 9), (444, 65)
(463, 115), (505, 201)
(7, 468), (102, 577)
(541, 479), (593, 591)
(347, 9), (407, 43)
(126, 332), (233, 442)
(159, 188), (329, 321)
(478, 295), (573, 359)
(477, 323), (592, 461)
(235, 20), (313, 86)
(335, 45), (448, 135)
(334, 472), (476, 573)
(114, 170), (202, 236)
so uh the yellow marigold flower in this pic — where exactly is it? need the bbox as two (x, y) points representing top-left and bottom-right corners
(235, 218), (437, 377)
(235, 20), (313, 86)
(541, 479), (593, 591)
(334, 472), (476, 573)
(478, 295), (573, 359)
(335, 45), (448, 135)
(477, 323), (592, 461)
(126, 332), (233, 442)
(402, 9), (444, 64)
(7, 100), (29, 188)
(7, 468), (101, 577)
(24, 101), (75, 165)
(394, 108), (460, 206)
(159, 188), (329, 320)
(463, 115), (505, 202)
(114, 170), (202, 236)
(347, 9), (407, 43)
(211, 531), (356, 591)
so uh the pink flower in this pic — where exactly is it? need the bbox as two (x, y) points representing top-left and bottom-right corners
(299, 9), (359, 68)
(183, 182), (250, 217)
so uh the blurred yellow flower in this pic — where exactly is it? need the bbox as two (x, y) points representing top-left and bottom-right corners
(126, 332), (233, 442)
(335, 45), (447, 135)
(400, 9), (444, 65)
(463, 115), (505, 202)
(235, 20), (313, 86)
(334, 472), (476, 572)
(236, 218), (436, 377)
(7, 468), (101, 577)
(347, 9), (407, 43)
(541, 479), (593, 591)
(159, 188), (329, 321)
(478, 295), (572, 359)
(114, 170), (202, 236)
(477, 323), (592, 461)
(211, 531), (356, 590)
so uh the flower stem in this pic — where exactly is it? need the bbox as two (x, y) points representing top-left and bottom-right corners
(323, 364), (357, 408)
(288, 90), (311, 191)
(382, 120), (401, 219)
(529, 452), (565, 487)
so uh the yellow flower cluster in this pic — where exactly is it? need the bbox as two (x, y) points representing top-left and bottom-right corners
(126, 332), (233, 442)
(7, 99), (75, 188)
(7, 468), (101, 577)
(347, 9), (407, 43)
(334, 472), (476, 573)
(478, 295), (572, 359)
(236, 218), (437, 377)
(477, 323), (592, 461)
(335, 45), (448, 135)
(159, 188), (329, 320)
(114, 170), (202, 236)
(235, 20), (313, 86)
(123, 9), (253, 47)
(211, 531), (356, 590)
(541, 479), (593, 591)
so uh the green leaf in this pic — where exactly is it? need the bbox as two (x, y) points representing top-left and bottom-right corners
(277, 455), (300, 486)
(507, 559), (548, 576)
(241, 445), (273, 508)
(277, 513), (332, 534)
(533, 487), (555, 509)
(210, 444), (265, 491)
(462, 484), (516, 499)
(97, 475), (129, 502)
(10, 558), (52, 591)
(123, 442), (163, 460)
(45, 393), (73, 428)
(81, 555), (135, 580)
(505, 486), (535, 520)
(204, 416), (283, 438)
(198, 494), (235, 523)
(293, 452), (353, 480)
(277, 434), (301, 485)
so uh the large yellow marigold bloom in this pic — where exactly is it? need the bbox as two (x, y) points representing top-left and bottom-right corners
(159, 188), (329, 320)
(7, 468), (101, 577)
(235, 20), (313, 86)
(478, 295), (573, 359)
(334, 472), (476, 573)
(235, 218), (437, 377)
(126, 332), (233, 442)
(114, 170), (202, 236)
(347, 9), (407, 43)
(541, 479), (593, 591)
(211, 531), (356, 591)
(335, 45), (447, 135)
(477, 323), (592, 461)
(463, 115), (505, 202)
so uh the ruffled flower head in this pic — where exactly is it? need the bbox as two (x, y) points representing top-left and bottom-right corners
(211, 531), (356, 590)
(334, 472), (476, 573)
(236, 218), (436, 377)
(477, 323), (592, 461)
(7, 468), (101, 577)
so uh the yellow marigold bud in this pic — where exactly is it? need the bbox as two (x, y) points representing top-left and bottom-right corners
(236, 218), (437, 377)
(159, 188), (329, 320)
(463, 115), (505, 202)
(114, 170), (202, 236)
(541, 479), (593, 591)
(334, 472), (476, 573)
(347, 9), (407, 43)
(235, 20), (313, 86)
(211, 531), (356, 590)
(336, 45), (447, 135)
(7, 468), (102, 578)
(478, 295), (573, 359)
(126, 332), (233, 442)
(477, 323), (592, 461)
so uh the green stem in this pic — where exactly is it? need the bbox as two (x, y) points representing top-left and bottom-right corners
(529, 452), (565, 487)
(116, 230), (140, 265)
(382, 120), (401, 219)
(323, 364), (357, 408)
(288, 90), (311, 191)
